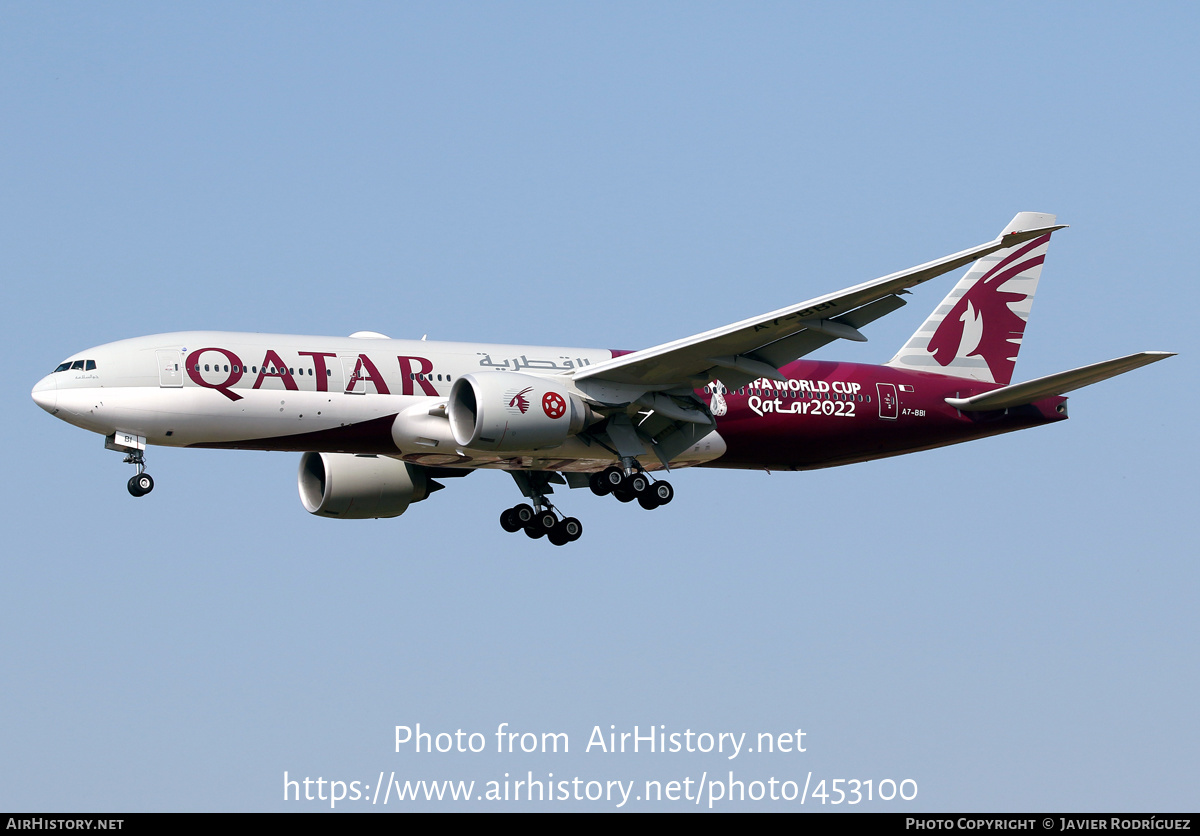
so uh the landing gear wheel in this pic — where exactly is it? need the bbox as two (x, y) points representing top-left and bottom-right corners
(548, 516), (582, 546)
(651, 480), (674, 505)
(534, 510), (558, 534)
(600, 466), (624, 491)
(637, 493), (660, 510)
(127, 473), (153, 497)
(500, 508), (522, 532)
(524, 525), (546, 539)
(629, 473), (651, 495)
(613, 487), (635, 503)
(513, 504), (536, 526)
(560, 517), (583, 542)
(589, 472), (612, 496)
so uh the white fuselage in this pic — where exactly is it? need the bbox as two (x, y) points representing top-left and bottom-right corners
(31, 331), (726, 472)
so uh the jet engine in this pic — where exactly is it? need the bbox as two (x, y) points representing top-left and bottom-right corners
(298, 452), (433, 519)
(447, 372), (594, 452)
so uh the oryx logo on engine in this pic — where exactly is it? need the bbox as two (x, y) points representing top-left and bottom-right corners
(505, 387), (533, 414)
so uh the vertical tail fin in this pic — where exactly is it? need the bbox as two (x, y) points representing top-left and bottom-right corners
(886, 212), (1059, 385)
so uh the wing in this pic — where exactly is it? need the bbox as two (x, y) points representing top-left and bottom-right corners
(573, 217), (1066, 392)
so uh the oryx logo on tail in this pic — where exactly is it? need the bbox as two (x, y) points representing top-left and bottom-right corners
(926, 234), (1047, 384)
(887, 214), (1057, 385)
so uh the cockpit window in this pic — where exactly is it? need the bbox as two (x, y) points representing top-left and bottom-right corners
(54, 359), (97, 373)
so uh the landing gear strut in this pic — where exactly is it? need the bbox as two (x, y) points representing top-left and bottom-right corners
(124, 450), (154, 497)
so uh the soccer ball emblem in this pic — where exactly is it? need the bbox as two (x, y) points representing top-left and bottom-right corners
(542, 392), (567, 419)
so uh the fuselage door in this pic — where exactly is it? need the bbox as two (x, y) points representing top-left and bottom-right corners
(340, 355), (367, 394)
(156, 350), (183, 388)
(876, 382), (898, 420)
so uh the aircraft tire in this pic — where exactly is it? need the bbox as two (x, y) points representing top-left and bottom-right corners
(535, 510), (558, 533)
(589, 472), (611, 496)
(500, 508), (522, 532)
(128, 474), (153, 497)
(601, 466), (624, 491)
(613, 487), (635, 503)
(637, 493), (660, 510)
(560, 517), (583, 541)
(513, 504), (536, 526)
(629, 473), (651, 495)
(652, 481), (674, 505)
(548, 528), (571, 546)
(524, 524), (546, 539)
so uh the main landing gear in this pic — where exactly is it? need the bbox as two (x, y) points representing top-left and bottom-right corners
(500, 470), (584, 547)
(588, 466), (674, 510)
(124, 450), (155, 497)
(500, 503), (583, 547)
(498, 463), (672, 545)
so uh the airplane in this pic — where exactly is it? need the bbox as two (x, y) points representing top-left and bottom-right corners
(31, 212), (1172, 546)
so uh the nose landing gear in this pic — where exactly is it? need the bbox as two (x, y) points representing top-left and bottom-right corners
(106, 433), (155, 498)
(124, 451), (154, 497)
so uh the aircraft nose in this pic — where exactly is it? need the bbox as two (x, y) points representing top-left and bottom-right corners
(31, 374), (58, 414)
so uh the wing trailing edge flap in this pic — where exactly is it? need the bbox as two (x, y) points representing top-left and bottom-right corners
(573, 221), (1065, 391)
(736, 294), (909, 385)
(634, 412), (716, 470)
(945, 352), (1174, 412)
(589, 410), (716, 472)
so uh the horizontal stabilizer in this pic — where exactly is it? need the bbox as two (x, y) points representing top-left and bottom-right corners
(945, 351), (1174, 411)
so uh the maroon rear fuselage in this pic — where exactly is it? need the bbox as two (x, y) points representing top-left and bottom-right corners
(703, 358), (1066, 471)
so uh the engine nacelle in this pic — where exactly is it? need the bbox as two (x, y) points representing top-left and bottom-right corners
(298, 452), (431, 519)
(447, 372), (591, 452)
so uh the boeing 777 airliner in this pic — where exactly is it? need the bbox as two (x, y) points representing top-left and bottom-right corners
(31, 213), (1172, 545)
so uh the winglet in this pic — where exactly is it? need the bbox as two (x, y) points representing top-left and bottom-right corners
(1000, 223), (1068, 245)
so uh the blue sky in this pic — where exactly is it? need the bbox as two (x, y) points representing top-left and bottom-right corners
(2, 3), (1196, 811)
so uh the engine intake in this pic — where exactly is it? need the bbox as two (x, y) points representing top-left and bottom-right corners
(447, 372), (592, 452)
(298, 452), (432, 519)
